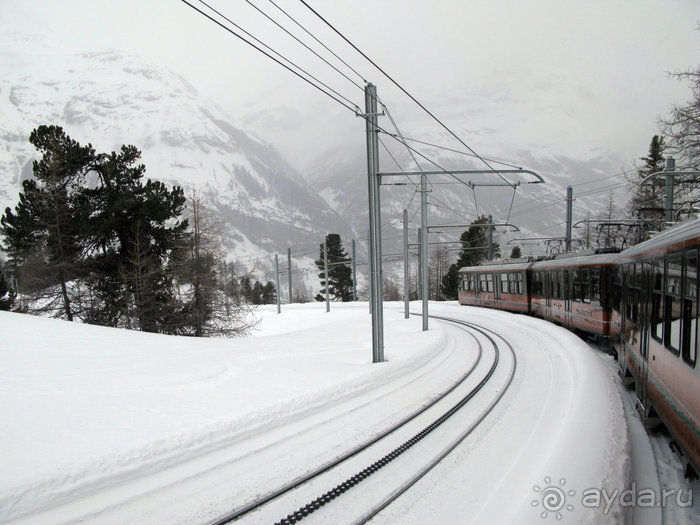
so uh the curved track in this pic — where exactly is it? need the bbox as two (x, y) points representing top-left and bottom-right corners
(211, 315), (517, 525)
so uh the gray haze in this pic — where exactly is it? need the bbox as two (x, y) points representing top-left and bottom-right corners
(3, 0), (698, 171)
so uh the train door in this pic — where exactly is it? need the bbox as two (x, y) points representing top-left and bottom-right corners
(637, 261), (654, 418)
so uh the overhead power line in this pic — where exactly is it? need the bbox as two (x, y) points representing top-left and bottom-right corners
(297, 0), (513, 186)
(243, 0), (364, 91)
(266, 0), (369, 84)
(182, 0), (505, 205)
(180, 0), (359, 113)
(381, 133), (525, 170)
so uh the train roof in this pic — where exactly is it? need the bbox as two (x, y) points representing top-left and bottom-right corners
(459, 252), (620, 273)
(618, 216), (700, 259)
(530, 252), (619, 269)
(459, 260), (533, 273)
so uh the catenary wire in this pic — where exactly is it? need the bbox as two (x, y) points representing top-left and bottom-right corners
(243, 0), (365, 92)
(184, 0), (499, 202)
(179, 0), (359, 113)
(297, 0), (514, 187)
(267, 0), (369, 84)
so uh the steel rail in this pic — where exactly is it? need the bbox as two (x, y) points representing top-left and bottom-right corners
(353, 315), (517, 524)
(272, 317), (503, 525)
(208, 320), (484, 525)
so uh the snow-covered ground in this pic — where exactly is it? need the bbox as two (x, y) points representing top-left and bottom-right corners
(0, 302), (696, 524)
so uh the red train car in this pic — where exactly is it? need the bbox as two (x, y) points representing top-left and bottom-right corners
(613, 218), (700, 476)
(458, 260), (531, 314)
(530, 252), (618, 340)
(457, 219), (700, 475)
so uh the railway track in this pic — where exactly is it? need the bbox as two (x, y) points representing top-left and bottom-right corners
(209, 315), (517, 525)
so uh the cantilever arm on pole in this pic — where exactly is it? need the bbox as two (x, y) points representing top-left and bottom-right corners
(427, 223), (520, 232)
(506, 236), (567, 245)
(572, 219), (647, 228)
(377, 168), (544, 187)
(639, 170), (700, 186)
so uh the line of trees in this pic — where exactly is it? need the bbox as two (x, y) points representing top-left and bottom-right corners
(0, 125), (261, 336)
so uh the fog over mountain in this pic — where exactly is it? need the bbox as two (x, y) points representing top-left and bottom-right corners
(1, 28), (636, 299)
(0, 31), (362, 296)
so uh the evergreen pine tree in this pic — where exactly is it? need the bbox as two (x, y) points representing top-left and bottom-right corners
(241, 276), (253, 302)
(82, 144), (187, 332)
(262, 282), (276, 304)
(0, 262), (15, 311)
(1, 125), (188, 332)
(440, 216), (500, 299)
(1, 125), (96, 320)
(315, 233), (353, 302)
(627, 135), (666, 235)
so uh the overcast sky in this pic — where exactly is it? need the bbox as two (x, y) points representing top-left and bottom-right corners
(3, 0), (700, 171)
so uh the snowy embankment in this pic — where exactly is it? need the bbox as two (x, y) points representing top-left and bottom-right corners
(0, 302), (630, 524)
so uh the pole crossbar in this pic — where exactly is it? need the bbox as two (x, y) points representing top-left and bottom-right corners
(426, 223), (520, 232)
(378, 168), (544, 184)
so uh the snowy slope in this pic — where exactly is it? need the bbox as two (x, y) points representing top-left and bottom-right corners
(3, 303), (687, 524)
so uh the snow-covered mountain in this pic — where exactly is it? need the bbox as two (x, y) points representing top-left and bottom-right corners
(0, 30), (358, 295)
(307, 139), (629, 260)
(1, 25), (634, 302)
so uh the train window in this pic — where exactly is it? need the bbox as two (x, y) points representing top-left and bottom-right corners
(664, 251), (683, 355)
(573, 269), (582, 302)
(503, 272), (522, 295)
(559, 270), (565, 299)
(532, 271), (543, 296)
(479, 273), (494, 293)
(611, 267), (622, 312)
(500, 273), (509, 294)
(514, 272), (524, 294)
(581, 268), (591, 303)
(625, 263), (641, 325)
(651, 257), (664, 343)
(551, 270), (560, 299)
(590, 267), (600, 307)
(682, 248), (697, 367)
(624, 264), (633, 321)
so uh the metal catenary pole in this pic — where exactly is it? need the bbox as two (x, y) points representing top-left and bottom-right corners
(417, 227), (422, 301)
(403, 209), (409, 319)
(364, 83), (383, 362)
(664, 157), (675, 224)
(487, 215), (493, 261)
(566, 187), (573, 252)
(323, 240), (330, 313)
(639, 156), (700, 226)
(275, 253), (281, 314)
(421, 173), (428, 331)
(352, 239), (357, 302)
(287, 248), (293, 304)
